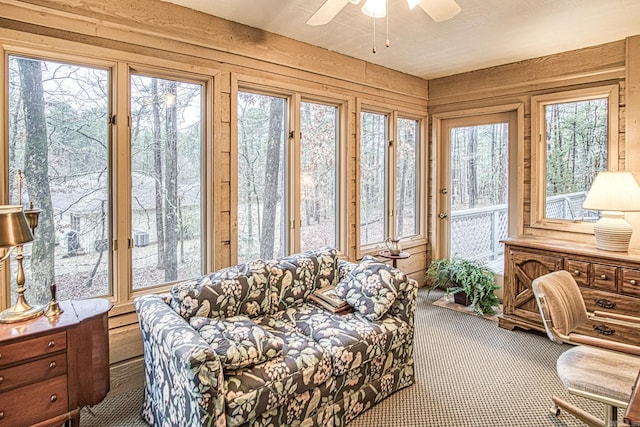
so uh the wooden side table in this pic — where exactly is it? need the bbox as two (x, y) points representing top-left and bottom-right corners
(0, 298), (111, 427)
(378, 250), (410, 269)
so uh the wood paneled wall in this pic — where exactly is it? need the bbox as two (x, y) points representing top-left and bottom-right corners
(0, 0), (429, 396)
(428, 38), (636, 246)
(2, 0), (638, 398)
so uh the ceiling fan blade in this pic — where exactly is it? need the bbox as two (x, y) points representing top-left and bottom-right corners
(418, 0), (461, 22)
(306, 0), (352, 26)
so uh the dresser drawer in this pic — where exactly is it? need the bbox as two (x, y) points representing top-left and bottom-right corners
(0, 353), (67, 393)
(620, 268), (640, 298)
(591, 263), (617, 292)
(566, 259), (589, 287)
(0, 331), (66, 367)
(581, 288), (639, 317)
(0, 374), (68, 427)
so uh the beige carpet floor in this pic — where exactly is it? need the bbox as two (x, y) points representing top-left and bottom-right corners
(80, 288), (618, 426)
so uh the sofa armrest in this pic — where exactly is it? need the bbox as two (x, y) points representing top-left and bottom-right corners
(338, 259), (417, 327)
(134, 295), (226, 427)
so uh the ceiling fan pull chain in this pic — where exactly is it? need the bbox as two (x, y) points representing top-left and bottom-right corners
(372, 17), (376, 53)
(385, 0), (390, 47)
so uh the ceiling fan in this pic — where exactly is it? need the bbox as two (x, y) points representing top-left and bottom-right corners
(306, 0), (462, 26)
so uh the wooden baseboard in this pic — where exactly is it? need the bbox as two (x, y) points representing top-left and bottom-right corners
(107, 357), (144, 399)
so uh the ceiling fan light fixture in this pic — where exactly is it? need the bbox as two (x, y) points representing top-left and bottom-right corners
(362, 0), (386, 18)
(418, 0), (461, 22)
(407, 0), (421, 10)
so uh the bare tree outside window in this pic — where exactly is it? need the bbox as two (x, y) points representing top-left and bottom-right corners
(544, 99), (607, 221)
(300, 101), (338, 251)
(360, 111), (387, 245)
(237, 91), (287, 263)
(8, 56), (109, 302)
(130, 75), (203, 289)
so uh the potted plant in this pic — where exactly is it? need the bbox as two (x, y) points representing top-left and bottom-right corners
(424, 258), (500, 316)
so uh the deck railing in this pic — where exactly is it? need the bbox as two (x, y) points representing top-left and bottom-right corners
(450, 191), (589, 262)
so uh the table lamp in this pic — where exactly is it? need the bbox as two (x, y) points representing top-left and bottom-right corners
(582, 171), (640, 252)
(0, 204), (44, 322)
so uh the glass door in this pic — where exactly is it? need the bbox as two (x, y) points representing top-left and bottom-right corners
(437, 112), (518, 275)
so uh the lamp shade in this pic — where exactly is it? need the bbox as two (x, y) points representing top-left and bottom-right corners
(0, 205), (34, 248)
(582, 171), (640, 212)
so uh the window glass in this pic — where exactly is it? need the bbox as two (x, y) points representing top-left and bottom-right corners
(237, 91), (287, 263)
(130, 75), (203, 289)
(544, 98), (607, 221)
(300, 101), (337, 251)
(8, 55), (110, 303)
(360, 111), (387, 245)
(396, 118), (418, 238)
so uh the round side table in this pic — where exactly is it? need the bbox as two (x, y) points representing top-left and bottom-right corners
(378, 250), (410, 269)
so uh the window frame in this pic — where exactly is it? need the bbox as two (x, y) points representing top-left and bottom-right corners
(231, 74), (351, 264)
(127, 66), (212, 295)
(356, 99), (427, 259)
(1, 43), (219, 312)
(530, 85), (619, 234)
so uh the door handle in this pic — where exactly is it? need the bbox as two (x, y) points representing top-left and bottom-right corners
(438, 212), (448, 219)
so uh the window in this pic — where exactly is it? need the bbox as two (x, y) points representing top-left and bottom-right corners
(359, 109), (422, 250)
(396, 118), (419, 239)
(235, 85), (344, 263)
(360, 111), (387, 246)
(130, 74), (204, 290)
(237, 91), (288, 263)
(300, 101), (338, 251)
(5, 52), (212, 307)
(7, 55), (110, 303)
(531, 86), (618, 232)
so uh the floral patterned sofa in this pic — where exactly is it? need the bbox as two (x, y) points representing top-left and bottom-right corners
(134, 247), (417, 427)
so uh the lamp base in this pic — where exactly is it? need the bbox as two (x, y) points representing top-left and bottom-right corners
(0, 296), (44, 323)
(593, 211), (633, 252)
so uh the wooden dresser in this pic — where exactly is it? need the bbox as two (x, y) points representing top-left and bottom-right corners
(0, 298), (111, 427)
(500, 235), (640, 346)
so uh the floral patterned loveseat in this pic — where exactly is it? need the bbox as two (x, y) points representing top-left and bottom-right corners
(134, 247), (417, 427)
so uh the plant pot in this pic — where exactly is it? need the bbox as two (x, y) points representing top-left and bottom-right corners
(453, 291), (471, 306)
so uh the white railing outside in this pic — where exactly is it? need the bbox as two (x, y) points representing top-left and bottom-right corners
(450, 191), (590, 263)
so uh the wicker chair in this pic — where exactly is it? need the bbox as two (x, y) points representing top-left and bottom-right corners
(532, 270), (640, 427)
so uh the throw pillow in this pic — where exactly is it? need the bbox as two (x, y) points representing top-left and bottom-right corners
(170, 259), (272, 320)
(269, 247), (339, 311)
(335, 255), (399, 321)
(190, 315), (284, 370)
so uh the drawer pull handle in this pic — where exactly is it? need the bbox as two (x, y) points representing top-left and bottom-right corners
(49, 361), (56, 369)
(599, 274), (607, 280)
(631, 279), (637, 285)
(47, 341), (56, 348)
(0, 410), (4, 419)
(593, 324), (615, 336)
(0, 376), (3, 384)
(573, 270), (580, 276)
(594, 298), (616, 309)
(50, 394), (58, 403)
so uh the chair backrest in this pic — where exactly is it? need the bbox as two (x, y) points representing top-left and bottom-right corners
(531, 270), (589, 344)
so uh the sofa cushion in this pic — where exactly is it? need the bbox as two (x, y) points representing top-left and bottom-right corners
(269, 247), (339, 312)
(190, 316), (284, 370)
(285, 303), (412, 376)
(335, 255), (400, 321)
(223, 315), (333, 424)
(170, 259), (272, 320)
